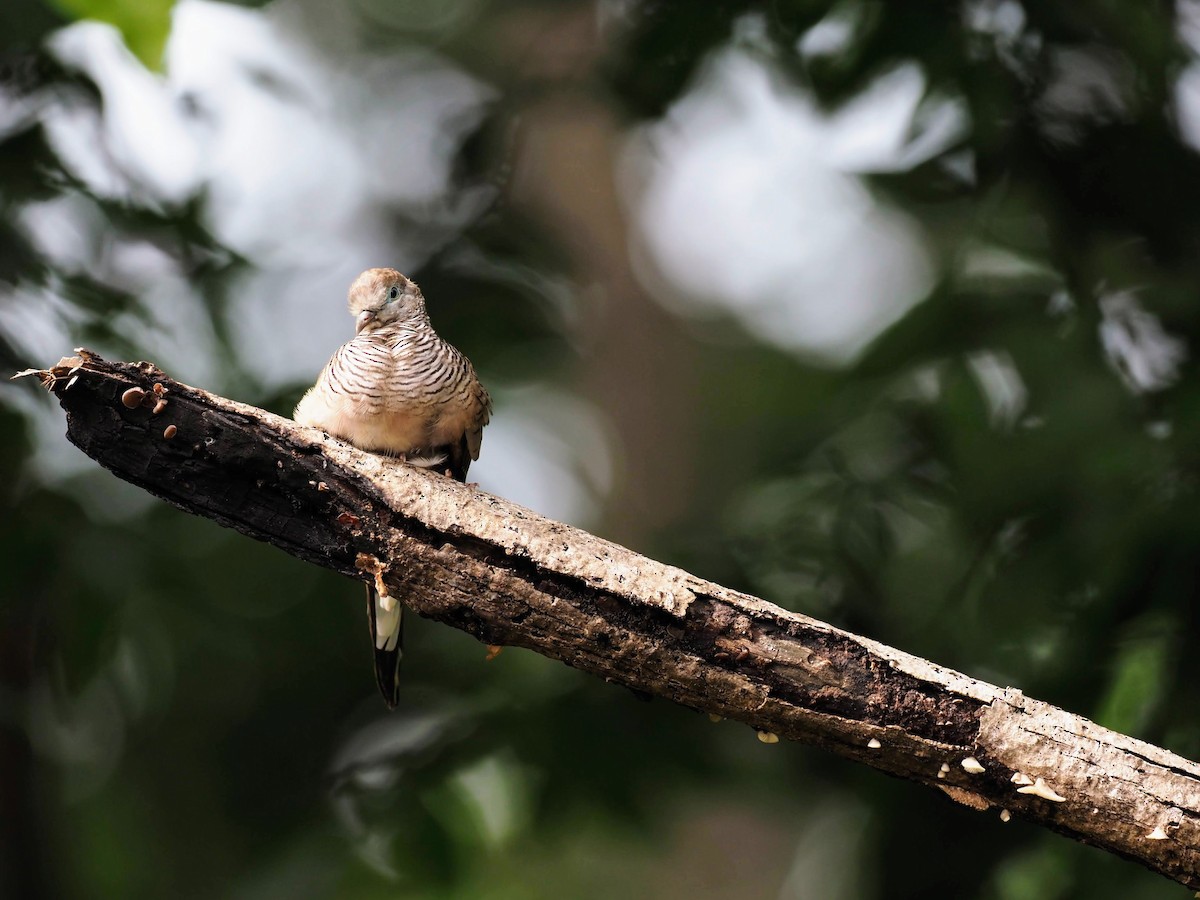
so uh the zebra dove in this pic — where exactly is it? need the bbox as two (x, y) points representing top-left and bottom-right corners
(294, 267), (491, 708)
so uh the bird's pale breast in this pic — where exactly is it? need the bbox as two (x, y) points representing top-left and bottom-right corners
(294, 324), (488, 458)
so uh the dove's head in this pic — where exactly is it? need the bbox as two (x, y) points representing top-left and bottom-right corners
(348, 268), (428, 333)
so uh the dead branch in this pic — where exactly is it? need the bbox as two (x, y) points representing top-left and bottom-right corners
(14, 351), (1200, 889)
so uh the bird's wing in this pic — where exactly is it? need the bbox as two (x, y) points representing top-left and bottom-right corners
(465, 380), (492, 461)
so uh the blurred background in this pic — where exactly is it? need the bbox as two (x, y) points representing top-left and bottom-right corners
(2, 1), (1198, 897)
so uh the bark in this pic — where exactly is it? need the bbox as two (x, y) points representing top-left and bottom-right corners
(15, 351), (1200, 890)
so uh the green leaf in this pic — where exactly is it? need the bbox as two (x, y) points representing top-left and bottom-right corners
(1094, 622), (1173, 737)
(47, 0), (173, 68)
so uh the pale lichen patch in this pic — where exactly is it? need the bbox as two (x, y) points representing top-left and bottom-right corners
(939, 785), (990, 810)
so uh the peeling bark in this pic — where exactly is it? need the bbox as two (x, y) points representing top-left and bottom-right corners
(14, 352), (1200, 890)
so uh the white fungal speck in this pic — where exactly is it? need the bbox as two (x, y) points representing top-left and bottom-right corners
(867, 738), (881, 749)
(999, 809), (1011, 823)
(1016, 777), (1066, 802)
(1010, 772), (1034, 786)
(937, 762), (950, 780)
(961, 756), (985, 774)
(757, 731), (779, 744)
(1146, 826), (1168, 841)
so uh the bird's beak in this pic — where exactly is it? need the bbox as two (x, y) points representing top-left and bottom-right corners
(355, 309), (377, 334)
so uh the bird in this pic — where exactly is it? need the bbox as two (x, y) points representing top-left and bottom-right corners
(294, 267), (491, 708)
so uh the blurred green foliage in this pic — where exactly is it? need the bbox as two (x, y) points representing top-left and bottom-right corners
(3, 1), (1200, 898)
(44, 0), (172, 66)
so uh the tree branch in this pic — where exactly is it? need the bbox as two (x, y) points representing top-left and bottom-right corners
(15, 351), (1200, 890)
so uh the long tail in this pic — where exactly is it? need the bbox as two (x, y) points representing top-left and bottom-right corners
(366, 439), (468, 708)
(367, 582), (403, 708)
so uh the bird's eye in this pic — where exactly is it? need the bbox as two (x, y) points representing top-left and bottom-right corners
(387, 285), (400, 301)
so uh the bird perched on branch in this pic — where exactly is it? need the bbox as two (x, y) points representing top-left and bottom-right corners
(294, 268), (491, 708)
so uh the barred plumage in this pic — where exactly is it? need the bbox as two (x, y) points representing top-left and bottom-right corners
(294, 268), (491, 708)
